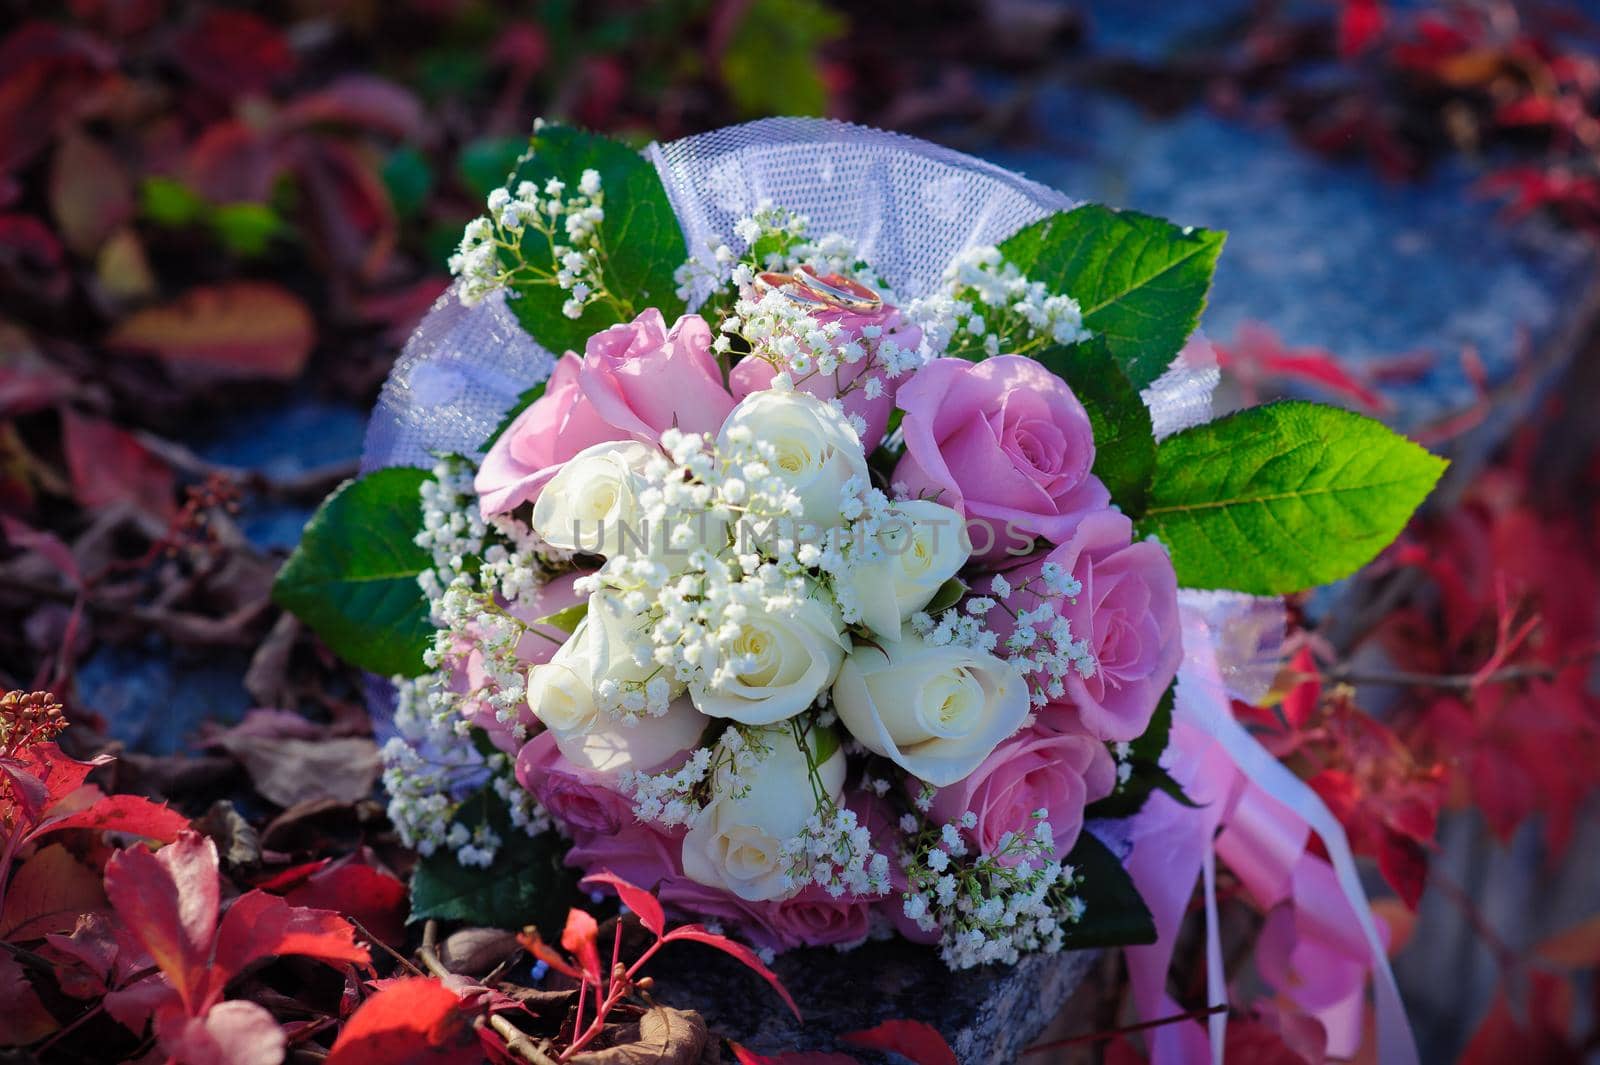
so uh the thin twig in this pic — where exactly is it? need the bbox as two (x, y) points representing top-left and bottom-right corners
(420, 920), (561, 1065)
(1324, 645), (1600, 692)
(346, 917), (425, 976)
(1021, 1003), (1229, 1054)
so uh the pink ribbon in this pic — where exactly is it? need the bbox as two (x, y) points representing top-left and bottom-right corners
(1121, 606), (1418, 1065)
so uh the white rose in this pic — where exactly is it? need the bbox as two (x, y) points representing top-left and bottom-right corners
(531, 441), (653, 556)
(681, 724), (845, 901)
(555, 695), (708, 775)
(716, 389), (868, 534)
(692, 596), (849, 725)
(848, 500), (968, 639)
(526, 630), (597, 741)
(528, 622), (706, 774)
(832, 635), (1029, 786)
(584, 590), (685, 709)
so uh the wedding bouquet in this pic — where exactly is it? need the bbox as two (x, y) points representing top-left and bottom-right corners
(274, 121), (1445, 976)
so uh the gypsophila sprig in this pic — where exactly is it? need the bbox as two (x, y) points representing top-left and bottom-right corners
(899, 807), (1086, 969)
(909, 245), (1091, 360)
(450, 168), (624, 320)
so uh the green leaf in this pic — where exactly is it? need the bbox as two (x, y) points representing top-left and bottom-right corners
(1057, 831), (1156, 949)
(409, 787), (579, 933)
(923, 576), (968, 616)
(1000, 205), (1225, 389)
(1136, 401), (1447, 595)
(271, 467), (435, 677)
(534, 600), (587, 636)
(383, 145), (434, 218)
(1038, 339), (1156, 516)
(501, 125), (687, 355)
(458, 136), (528, 199)
(1085, 686), (1196, 819)
(139, 176), (206, 227)
(483, 381), (547, 451)
(721, 0), (846, 119)
(209, 202), (281, 257)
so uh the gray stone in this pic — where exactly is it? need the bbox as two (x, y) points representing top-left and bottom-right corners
(652, 935), (1106, 1062)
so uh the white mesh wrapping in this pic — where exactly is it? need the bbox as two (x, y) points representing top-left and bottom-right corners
(362, 118), (1219, 471)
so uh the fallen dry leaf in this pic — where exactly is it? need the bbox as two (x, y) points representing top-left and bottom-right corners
(106, 281), (314, 379)
(212, 731), (380, 808)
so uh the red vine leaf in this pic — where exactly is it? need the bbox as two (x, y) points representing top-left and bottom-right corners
(660, 924), (800, 1021)
(561, 906), (603, 983)
(840, 1020), (957, 1065)
(323, 977), (481, 1065)
(581, 871), (665, 937)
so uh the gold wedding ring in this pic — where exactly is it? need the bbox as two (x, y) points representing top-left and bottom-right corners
(755, 271), (829, 307)
(754, 267), (883, 314)
(794, 264), (883, 313)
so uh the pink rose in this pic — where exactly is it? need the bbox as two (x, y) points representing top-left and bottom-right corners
(565, 822), (685, 890)
(581, 308), (735, 442)
(928, 723), (1115, 864)
(729, 305), (922, 452)
(892, 355), (1108, 560)
(749, 888), (872, 951)
(474, 352), (620, 517)
(514, 732), (636, 838)
(655, 871), (772, 942)
(993, 509), (1182, 742)
(475, 310), (735, 517)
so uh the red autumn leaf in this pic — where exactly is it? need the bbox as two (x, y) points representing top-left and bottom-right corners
(323, 977), (481, 1065)
(1221, 1017), (1318, 1065)
(730, 1044), (859, 1065)
(275, 855), (408, 947)
(1, 515), (81, 586)
(279, 75), (425, 140)
(49, 130), (133, 255)
(171, 10), (295, 98)
(840, 1020), (958, 1065)
(212, 889), (369, 983)
(107, 281), (315, 380)
(39, 913), (127, 999)
(0, 953), (59, 1046)
(1376, 833), (1428, 910)
(582, 871), (666, 937)
(103, 830), (221, 1014)
(0, 214), (70, 305)
(60, 411), (176, 520)
(561, 907), (603, 983)
(2, 741), (110, 824)
(0, 842), (107, 940)
(1459, 972), (1578, 1065)
(662, 924), (800, 1020)
(0, 21), (116, 176)
(27, 792), (189, 847)
(1338, 0), (1386, 59)
(1280, 647), (1320, 730)
(156, 998), (286, 1065)
(514, 927), (584, 982)
(1215, 322), (1388, 413)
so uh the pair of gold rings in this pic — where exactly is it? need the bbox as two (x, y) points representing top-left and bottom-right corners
(755, 264), (882, 313)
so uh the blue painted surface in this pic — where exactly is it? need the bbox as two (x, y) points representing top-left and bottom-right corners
(195, 398), (368, 550)
(76, 638), (252, 755)
(984, 90), (1593, 427)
